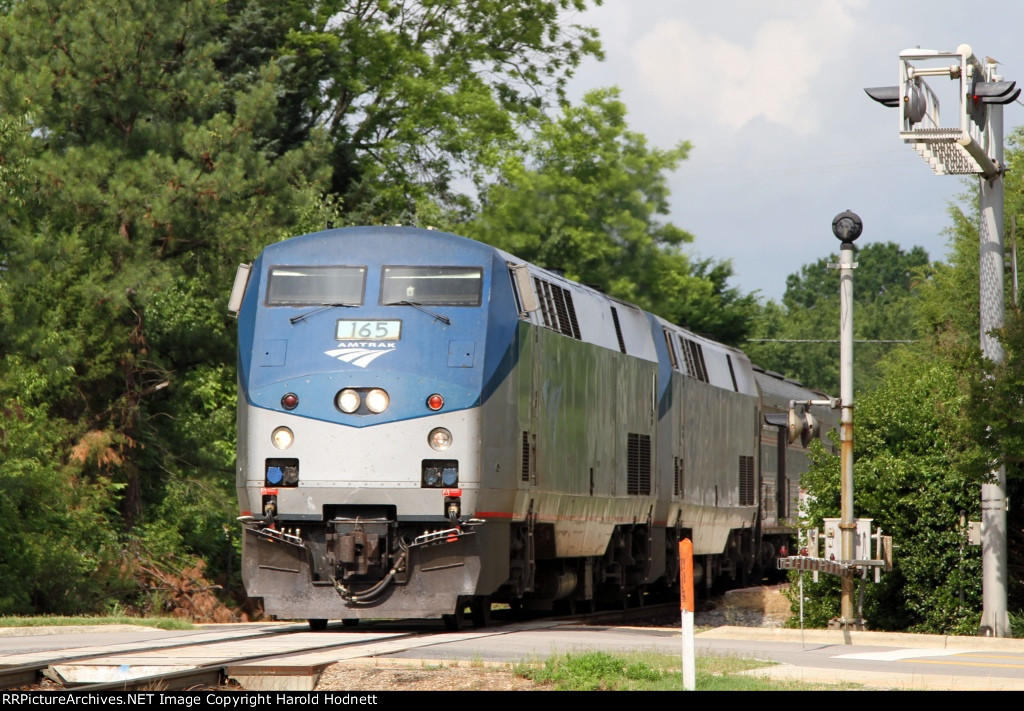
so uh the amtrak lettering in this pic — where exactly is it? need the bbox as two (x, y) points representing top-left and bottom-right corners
(324, 344), (396, 368)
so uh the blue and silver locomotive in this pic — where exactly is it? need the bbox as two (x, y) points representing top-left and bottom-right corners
(229, 226), (832, 628)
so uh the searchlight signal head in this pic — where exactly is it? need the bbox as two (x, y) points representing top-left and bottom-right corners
(967, 78), (1019, 128)
(864, 86), (897, 107)
(864, 46), (1016, 178)
(864, 86), (899, 107)
(864, 82), (927, 125)
(832, 210), (863, 244)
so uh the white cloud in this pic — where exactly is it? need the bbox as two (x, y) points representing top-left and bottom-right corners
(630, 2), (860, 135)
(567, 0), (1024, 301)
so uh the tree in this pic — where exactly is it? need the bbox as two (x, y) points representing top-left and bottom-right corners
(744, 241), (930, 393)
(795, 354), (986, 633)
(0, 0), (329, 614)
(217, 0), (603, 221)
(464, 88), (758, 344)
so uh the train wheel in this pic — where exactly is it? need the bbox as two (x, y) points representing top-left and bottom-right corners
(443, 609), (465, 631)
(471, 598), (491, 628)
(341, 618), (359, 628)
(633, 586), (646, 608)
(308, 618), (328, 631)
(443, 600), (467, 631)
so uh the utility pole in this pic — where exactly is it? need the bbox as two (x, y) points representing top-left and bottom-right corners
(866, 44), (1017, 637)
(978, 79), (1010, 637)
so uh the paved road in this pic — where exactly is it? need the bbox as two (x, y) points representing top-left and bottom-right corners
(695, 627), (1024, 690)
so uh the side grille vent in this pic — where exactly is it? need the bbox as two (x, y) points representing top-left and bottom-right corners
(739, 455), (755, 506)
(727, 354), (739, 391)
(664, 329), (679, 370)
(610, 306), (627, 353)
(534, 277), (581, 339)
(627, 433), (652, 496)
(682, 339), (709, 382)
(521, 431), (533, 484)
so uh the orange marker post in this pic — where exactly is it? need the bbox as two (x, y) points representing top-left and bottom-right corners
(679, 539), (695, 690)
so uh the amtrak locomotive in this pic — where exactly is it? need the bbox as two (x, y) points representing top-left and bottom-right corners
(229, 226), (834, 628)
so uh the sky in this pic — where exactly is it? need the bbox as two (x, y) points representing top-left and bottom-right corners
(565, 0), (1024, 302)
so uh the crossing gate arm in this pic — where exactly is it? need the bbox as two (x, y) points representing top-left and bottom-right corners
(776, 556), (887, 579)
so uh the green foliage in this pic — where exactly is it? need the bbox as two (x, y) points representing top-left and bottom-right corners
(745, 241), (930, 392)
(916, 161), (1024, 613)
(513, 651), (858, 691)
(969, 307), (1024, 468)
(784, 573), (842, 629)
(0, 403), (128, 614)
(913, 210), (982, 363)
(967, 311), (1024, 612)
(516, 651), (671, 691)
(216, 0), (604, 220)
(0, 114), (27, 218)
(465, 88), (757, 344)
(0, 615), (194, 629)
(147, 277), (234, 367)
(0, 0), (328, 615)
(797, 357), (985, 633)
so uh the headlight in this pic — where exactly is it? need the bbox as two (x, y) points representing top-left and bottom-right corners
(366, 388), (390, 413)
(271, 426), (294, 450)
(336, 389), (360, 413)
(428, 427), (452, 451)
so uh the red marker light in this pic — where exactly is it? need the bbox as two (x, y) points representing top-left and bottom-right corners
(281, 393), (299, 410)
(427, 393), (444, 411)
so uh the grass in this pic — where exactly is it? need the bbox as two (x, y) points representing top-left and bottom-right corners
(513, 651), (862, 691)
(0, 615), (194, 630)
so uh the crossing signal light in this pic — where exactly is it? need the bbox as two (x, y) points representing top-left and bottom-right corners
(787, 407), (819, 448)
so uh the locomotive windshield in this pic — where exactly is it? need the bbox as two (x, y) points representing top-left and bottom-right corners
(380, 266), (482, 306)
(266, 266), (366, 305)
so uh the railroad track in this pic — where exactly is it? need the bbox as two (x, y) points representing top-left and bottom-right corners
(1, 603), (682, 692)
(0, 623), (308, 691)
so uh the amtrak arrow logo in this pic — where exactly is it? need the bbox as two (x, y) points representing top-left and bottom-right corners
(324, 347), (394, 368)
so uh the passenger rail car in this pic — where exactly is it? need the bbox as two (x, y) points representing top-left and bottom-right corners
(229, 226), (834, 627)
